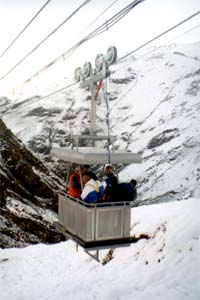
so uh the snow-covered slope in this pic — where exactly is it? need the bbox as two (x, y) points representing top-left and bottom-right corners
(1, 198), (199, 300)
(1, 42), (200, 204)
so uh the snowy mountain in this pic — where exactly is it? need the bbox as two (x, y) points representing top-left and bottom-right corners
(1, 42), (200, 204)
(0, 41), (200, 299)
(0, 198), (199, 300)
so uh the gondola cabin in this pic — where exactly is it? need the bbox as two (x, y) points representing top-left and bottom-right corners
(51, 135), (142, 260)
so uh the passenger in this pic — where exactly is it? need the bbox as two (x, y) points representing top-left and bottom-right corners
(103, 165), (118, 202)
(117, 179), (137, 202)
(68, 166), (83, 198)
(81, 172), (104, 203)
(83, 164), (98, 180)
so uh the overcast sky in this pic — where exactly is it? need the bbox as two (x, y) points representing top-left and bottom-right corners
(0, 0), (199, 97)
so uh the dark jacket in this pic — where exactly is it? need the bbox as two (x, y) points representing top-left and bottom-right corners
(104, 174), (118, 201)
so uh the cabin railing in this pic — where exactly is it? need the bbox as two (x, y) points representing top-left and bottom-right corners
(58, 192), (132, 242)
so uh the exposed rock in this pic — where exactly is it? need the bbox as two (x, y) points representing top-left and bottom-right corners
(147, 129), (179, 149)
(185, 79), (200, 96)
(0, 118), (65, 248)
(111, 74), (136, 84)
(0, 207), (65, 249)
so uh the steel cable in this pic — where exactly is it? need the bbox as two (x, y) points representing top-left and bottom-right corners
(0, 0), (92, 81)
(0, 0), (52, 59)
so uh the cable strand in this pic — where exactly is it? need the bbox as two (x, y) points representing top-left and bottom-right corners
(0, 0), (52, 59)
(0, 0), (91, 80)
(6, 0), (145, 94)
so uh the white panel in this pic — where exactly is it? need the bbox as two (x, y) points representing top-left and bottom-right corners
(51, 147), (142, 164)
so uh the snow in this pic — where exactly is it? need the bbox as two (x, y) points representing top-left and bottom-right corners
(1, 198), (200, 300)
(5, 197), (58, 225)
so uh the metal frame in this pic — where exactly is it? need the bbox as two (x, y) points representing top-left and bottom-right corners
(58, 192), (133, 250)
(51, 119), (142, 260)
(51, 147), (142, 164)
(80, 60), (108, 135)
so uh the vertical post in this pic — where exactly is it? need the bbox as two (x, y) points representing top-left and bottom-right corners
(122, 202), (126, 238)
(96, 250), (99, 261)
(76, 46), (117, 138)
(79, 165), (83, 190)
(65, 165), (71, 193)
(76, 198), (79, 236)
(79, 61), (107, 138)
(93, 203), (97, 241)
(90, 80), (97, 136)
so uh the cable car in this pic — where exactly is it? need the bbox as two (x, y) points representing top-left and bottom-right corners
(51, 46), (142, 261)
(51, 135), (142, 261)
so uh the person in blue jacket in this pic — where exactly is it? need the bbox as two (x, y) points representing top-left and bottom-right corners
(103, 165), (118, 201)
(81, 172), (104, 203)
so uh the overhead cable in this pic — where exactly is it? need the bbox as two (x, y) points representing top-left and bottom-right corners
(72, 0), (119, 42)
(8, 0), (145, 94)
(38, 81), (78, 101)
(0, 0), (91, 81)
(0, 0), (52, 59)
(166, 23), (200, 44)
(111, 21), (200, 76)
(117, 10), (200, 63)
(60, 0), (146, 59)
(7, 81), (78, 113)
(109, 18), (200, 113)
(104, 78), (111, 164)
(34, 9), (200, 102)
(7, 0), (119, 95)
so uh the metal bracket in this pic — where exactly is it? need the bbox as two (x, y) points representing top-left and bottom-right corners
(84, 249), (100, 262)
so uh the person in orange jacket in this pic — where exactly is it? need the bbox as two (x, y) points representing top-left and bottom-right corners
(68, 166), (83, 198)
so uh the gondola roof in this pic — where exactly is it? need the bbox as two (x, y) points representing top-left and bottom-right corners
(51, 147), (142, 164)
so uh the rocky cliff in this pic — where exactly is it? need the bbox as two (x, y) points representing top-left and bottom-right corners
(0, 118), (65, 248)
